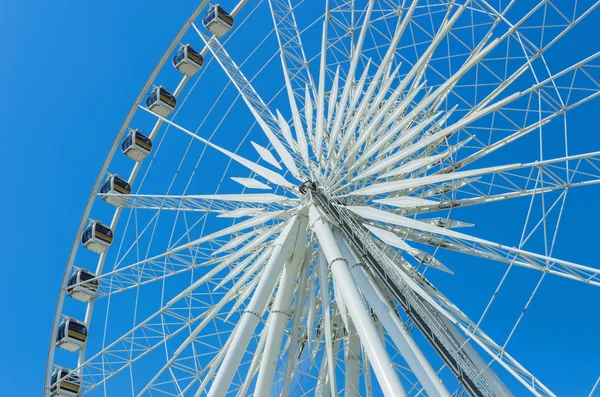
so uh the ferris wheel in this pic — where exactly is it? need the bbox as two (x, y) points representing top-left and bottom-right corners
(46, 0), (600, 396)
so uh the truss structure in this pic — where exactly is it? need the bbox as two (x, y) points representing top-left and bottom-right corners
(47, 1), (600, 396)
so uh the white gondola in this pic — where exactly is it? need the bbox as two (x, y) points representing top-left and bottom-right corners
(50, 367), (81, 397)
(122, 128), (152, 162)
(173, 44), (204, 77)
(81, 220), (113, 254)
(146, 85), (176, 117)
(56, 318), (88, 352)
(67, 268), (99, 302)
(203, 4), (234, 38)
(99, 174), (131, 206)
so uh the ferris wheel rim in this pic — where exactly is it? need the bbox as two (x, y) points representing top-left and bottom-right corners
(44, 2), (211, 394)
(46, 1), (600, 395)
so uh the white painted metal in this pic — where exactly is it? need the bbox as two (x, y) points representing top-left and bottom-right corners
(318, 247), (338, 397)
(344, 326), (361, 397)
(253, 216), (308, 395)
(142, 108), (296, 189)
(207, 213), (306, 397)
(49, 0), (600, 395)
(66, 42), (187, 378)
(309, 205), (407, 397)
(335, 232), (451, 397)
(333, 274), (360, 397)
(230, 177), (271, 190)
(280, 251), (312, 396)
(45, 1), (264, 390)
(193, 24), (305, 176)
(439, 315), (514, 397)
(251, 141), (282, 169)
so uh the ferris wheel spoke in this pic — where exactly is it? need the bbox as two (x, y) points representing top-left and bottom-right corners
(49, 1), (600, 395)
(280, 249), (313, 396)
(393, 2), (472, 95)
(268, 0), (317, 100)
(399, 151), (600, 215)
(412, 276), (556, 397)
(448, 51), (600, 170)
(313, 0), (331, 163)
(134, 242), (278, 394)
(193, 26), (307, 180)
(329, 0), (419, 173)
(355, 207), (600, 286)
(325, 66), (340, 140)
(107, 193), (297, 213)
(136, 287), (250, 396)
(253, 226), (308, 395)
(330, 0), (600, 173)
(329, 1), (600, 182)
(409, 0), (594, 112)
(139, 107), (297, 190)
(204, 212), (307, 397)
(331, 43), (517, 189)
(89, 212), (285, 297)
(324, 0), (376, 162)
(478, 0), (600, 57)
(330, 79), (430, 185)
(348, 151), (600, 197)
(65, 267), (235, 395)
(324, 0), (406, 80)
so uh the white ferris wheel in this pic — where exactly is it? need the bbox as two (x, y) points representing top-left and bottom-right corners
(46, 1), (600, 396)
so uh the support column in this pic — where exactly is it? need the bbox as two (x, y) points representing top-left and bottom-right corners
(344, 328), (361, 397)
(318, 248), (338, 396)
(334, 231), (451, 397)
(309, 205), (407, 397)
(253, 217), (308, 396)
(207, 215), (305, 397)
(281, 252), (312, 396)
(333, 274), (360, 397)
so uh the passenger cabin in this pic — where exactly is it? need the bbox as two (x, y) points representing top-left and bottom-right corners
(203, 4), (234, 38)
(56, 318), (88, 352)
(146, 86), (176, 117)
(99, 174), (131, 206)
(173, 44), (204, 77)
(67, 269), (98, 302)
(50, 368), (80, 397)
(82, 220), (113, 254)
(122, 129), (152, 162)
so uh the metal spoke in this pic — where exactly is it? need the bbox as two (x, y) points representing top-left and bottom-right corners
(48, 1), (600, 396)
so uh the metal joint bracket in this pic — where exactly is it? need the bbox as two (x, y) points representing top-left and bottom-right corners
(330, 257), (348, 266)
(271, 309), (292, 318)
(244, 310), (262, 320)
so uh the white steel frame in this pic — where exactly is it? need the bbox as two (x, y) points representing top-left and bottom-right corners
(47, 1), (600, 396)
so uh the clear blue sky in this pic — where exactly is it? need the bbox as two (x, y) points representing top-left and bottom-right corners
(0, 1), (599, 396)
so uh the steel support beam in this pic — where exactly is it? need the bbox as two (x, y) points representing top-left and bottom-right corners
(309, 205), (407, 397)
(334, 231), (451, 397)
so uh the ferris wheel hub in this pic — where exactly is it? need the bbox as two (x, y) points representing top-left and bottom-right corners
(298, 180), (317, 195)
